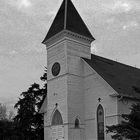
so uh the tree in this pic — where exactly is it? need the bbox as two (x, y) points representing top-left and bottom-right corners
(0, 103), (15, 120)
(0, 104), (7, 120)
(8, 110), (15, 120)
(107, 87), (140, 140)
(14, 69), (47, 140)
(0, 104), (16, 139)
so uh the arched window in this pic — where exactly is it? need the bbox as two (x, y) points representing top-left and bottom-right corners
(51, 110), (63, 126)
(75, 118), (80, 128)
(97, 105), (104, 140)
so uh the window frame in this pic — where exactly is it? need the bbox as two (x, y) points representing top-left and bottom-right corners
(74, 118), (80, 128)
(97, 104), (105, 140)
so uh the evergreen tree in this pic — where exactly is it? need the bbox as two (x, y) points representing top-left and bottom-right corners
(14, 69), (47, 140)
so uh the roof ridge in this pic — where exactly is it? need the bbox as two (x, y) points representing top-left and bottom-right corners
(64, 0), (67, 29)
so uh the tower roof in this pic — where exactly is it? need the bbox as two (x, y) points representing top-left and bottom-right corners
(42, 0), (94, 43)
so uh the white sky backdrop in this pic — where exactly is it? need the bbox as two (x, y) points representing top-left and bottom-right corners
(0, 0), (140, 105)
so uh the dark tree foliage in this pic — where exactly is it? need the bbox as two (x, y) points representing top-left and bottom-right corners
(0, 120), (14, 139)
(106, 87), (140, 140)
(14, 69), (47, 140)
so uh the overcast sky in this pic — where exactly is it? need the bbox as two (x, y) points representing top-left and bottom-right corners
(0, 0), (140, 105)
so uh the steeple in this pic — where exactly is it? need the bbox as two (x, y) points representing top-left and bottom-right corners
(42, 0), (94, 44)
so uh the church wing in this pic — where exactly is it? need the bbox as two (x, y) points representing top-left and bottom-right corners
(83, 54), (140, 99)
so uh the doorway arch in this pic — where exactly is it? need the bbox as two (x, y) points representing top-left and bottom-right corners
(51, 109), (63, 126)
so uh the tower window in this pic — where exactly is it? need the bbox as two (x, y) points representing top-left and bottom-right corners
(97, 104), (104, 140)
(75, 118), (80, 128)
(51, 110), (63, 126)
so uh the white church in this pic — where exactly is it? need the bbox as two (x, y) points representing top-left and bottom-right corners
(40, 0), (140, 139)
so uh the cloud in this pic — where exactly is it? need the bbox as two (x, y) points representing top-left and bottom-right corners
(18, 0), (32, 8)
(9, 50), (18, 55)
(111, 1), (132, 13)
(105, 18), (116, 24)
(5, 0), (62, 16)
(80, 0), (140, 34)
(104, 17), (139, 31)
(103, 0), (140, 14)
(47, 10), (57, 18)
(91, 43), (98, 54)
(83, 0), (140, 16)
(8, 0), (32, 9)
(20, 45), (44, 54)
(82, 0), (140, 34)
(123, 21), (139, 30)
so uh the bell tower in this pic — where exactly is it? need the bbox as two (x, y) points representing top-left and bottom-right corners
(42, 0), (94, 139)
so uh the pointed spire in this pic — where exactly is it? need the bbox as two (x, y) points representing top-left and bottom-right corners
(42, 0), (94, 44)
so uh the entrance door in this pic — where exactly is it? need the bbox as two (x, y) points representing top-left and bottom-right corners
(51, 125), (64, 140)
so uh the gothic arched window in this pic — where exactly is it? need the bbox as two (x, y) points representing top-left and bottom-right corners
(51, 110), (63, 126)
(75, 118), (80, 128)
(97, 105), (104, 140)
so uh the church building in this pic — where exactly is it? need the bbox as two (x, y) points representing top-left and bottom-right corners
(40, 0), (140, 139)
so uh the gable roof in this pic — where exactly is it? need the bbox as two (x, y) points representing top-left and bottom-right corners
(83, 54), (140, 99)
(42, 0), (94, 43)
